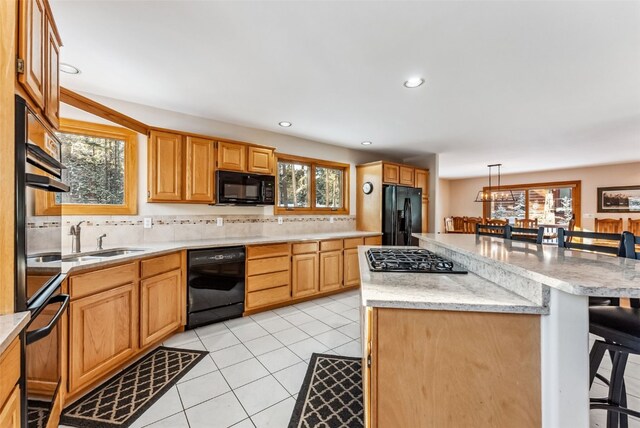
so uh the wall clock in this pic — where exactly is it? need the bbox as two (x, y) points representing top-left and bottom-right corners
(362, 182), (373, 195)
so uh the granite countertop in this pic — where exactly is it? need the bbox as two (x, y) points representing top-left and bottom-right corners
(0, 312), (30, 355)
(415, 233), (640, 297)
(48, 231), (381, 274)
(358, 246), (546, 314)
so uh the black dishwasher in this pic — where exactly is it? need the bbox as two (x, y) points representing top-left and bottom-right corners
(187, 247), (245, 329)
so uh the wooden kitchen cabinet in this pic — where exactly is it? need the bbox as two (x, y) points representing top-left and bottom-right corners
(343, 248), (361, 287)
(185, 136), (215, 202)
(414, 169), (428, 196)
(245, 243), (291, 311)
(217, 141), (246, 171)
(140, 269), (182, 347)
(320, 250), (343, 292)
(148, 130), (183, 201)
(0, 339), (20, 415)
(44, 19), (60, 128)
(18, 0), (46, 109)
(27, 303), (59, 396)
(0, 386), (20, 428)
(292, 253), (319, 298)
(69, 283), (137, 393)
(382, 163), (399, 184)
(247, 146), (274, 174)
(399, 166), (415, 187)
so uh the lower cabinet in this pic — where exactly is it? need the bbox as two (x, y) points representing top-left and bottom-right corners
(292, 253), (319, 298)
(0, 386), (20, 428)
(319, 250), (343, 292)
(343, 248), (361, 287)
(140, 269), (182, 347)
(69, 283), (138, 393)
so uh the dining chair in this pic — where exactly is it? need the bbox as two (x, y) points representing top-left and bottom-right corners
(486, 218), (508, 226)
(595, 218), (624, 234)
(628, 218), (640, 237)
(476, 223), (508, 238)
(557, 228), (625, 257)
(444, 217), (454, 233)
(463, 217), (482, 234)
(622, 231), (640, 260)
(515, 218), (538, 228)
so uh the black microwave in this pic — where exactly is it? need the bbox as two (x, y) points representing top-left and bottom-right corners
(216, 171), (275, 205)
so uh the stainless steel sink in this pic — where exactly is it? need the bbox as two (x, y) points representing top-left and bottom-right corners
(28, 253), (62, 263)
(92, 248), (146, 257)
(63, 255), (103, 262)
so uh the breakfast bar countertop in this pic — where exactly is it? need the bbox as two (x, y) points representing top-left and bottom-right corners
(415, 233), (640, 297)
(0, 311), (30, 355)
(358, 246), (547, 314)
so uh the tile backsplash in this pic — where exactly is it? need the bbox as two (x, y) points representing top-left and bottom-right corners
(28, 215), (357, 254)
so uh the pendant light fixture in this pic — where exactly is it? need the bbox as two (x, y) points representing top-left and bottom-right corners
(474, 164), (516, 203)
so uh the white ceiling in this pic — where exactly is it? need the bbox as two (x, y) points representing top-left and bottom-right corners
(50, 0), (640, 179)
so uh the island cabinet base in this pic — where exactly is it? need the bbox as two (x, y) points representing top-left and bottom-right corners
(364, 307), (541, 427)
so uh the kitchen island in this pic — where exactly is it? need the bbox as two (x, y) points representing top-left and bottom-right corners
(359, 233), (640, 428)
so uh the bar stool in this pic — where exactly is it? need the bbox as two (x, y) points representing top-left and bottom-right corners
(589, 232), (640, 427)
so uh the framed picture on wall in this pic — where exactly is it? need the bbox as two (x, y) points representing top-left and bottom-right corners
(597, 185), (640, 213)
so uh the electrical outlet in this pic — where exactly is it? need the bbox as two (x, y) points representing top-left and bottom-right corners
(278, 216), (283, 225)
(329, 216), (335, 224)
(143, 218), (152, 229)
(216, 217), (224, 227)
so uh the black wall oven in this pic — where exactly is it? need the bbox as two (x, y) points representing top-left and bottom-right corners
(15, 95), (70, 428)
(216, 171), (275, 205)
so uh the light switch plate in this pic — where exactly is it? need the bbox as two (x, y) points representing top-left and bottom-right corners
(329, 216), (335, 224)
(278, 216), (283, 225)
(216, 217), (224, 227)
(143, 218), (152, 229)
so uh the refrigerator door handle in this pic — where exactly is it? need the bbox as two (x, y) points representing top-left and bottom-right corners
(404, 198), (412, 245)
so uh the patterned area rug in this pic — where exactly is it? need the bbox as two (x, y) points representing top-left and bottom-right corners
(289, 353), (364, 428)
(27, 400), (51, 428)
(60, 347), (207, 428)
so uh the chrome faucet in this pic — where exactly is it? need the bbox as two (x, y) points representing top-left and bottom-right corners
(69, 221), (85, 253)
(97, 234), (107, 251)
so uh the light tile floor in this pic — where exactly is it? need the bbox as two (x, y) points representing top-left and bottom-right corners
(61, 289), (362, 428)
(59, 289), (640, 427)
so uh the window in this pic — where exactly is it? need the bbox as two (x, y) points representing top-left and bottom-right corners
(485, 181), (580, 226)
(36, 119), (138, 215)
(276, 154), (349, 214)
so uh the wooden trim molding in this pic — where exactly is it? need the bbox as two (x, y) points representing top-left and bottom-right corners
(274, 153), (350, 215)
(60, 88), (149, 135)
(482, 180), (581, 227)
(36, 118), (139, 215)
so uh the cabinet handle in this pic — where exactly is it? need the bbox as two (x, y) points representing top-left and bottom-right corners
(367, 354), (371, 368)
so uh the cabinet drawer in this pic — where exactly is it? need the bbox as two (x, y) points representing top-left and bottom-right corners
(247, 243), (290, 260)
(0, 338), (20, 408)
(69, 262), (137, 299)
(141, 252), (181, 279)
(364, 236), (382, 246)
(247, 255), (290, 276)
(344, 237), (365, 249)
(320, 239), (343, 252)
(246, 285), (290, 309)
(247, 271), (290, 293)
(292, 242), (319, 255)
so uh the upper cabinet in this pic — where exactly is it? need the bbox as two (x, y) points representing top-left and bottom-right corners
(148, 130), (215, 203)
(399, 166), (415, 187)
(218, 141), (275, 175)
(217, 141), (246, 172)
(414, 169), (429, 197)
(18, 0), (61, 128)
(382, 164), (399, 184)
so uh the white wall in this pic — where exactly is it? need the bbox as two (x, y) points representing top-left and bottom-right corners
(60, 93), (397, 216)
(403, 153), (440, 233)
(443, 161), (640, 231)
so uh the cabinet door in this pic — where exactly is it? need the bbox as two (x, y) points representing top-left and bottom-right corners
(343, 248), (361, 287)
(69, 283), (137, 393)
(399, 166), (415, 187)
(148, 131), (183, 201)
(27, 304), (59, 396)
(320, 250), (343, 292)
(217, 141), (246, 171)
(44, 19), (60, 129)
(363, 307), (374, 428)
(382, 164), (399, 184)
(247, 146), (274, 175)
(415, 169), (429, 196)
(292, 253), (319, 298)
(140, 269), (183, 347)
(0, 386), (20, 428)
(18, 0), (46, 108)
(185, 136), (214, 202)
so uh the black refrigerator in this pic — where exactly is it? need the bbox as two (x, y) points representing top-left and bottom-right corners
(382, 185), (422, 246)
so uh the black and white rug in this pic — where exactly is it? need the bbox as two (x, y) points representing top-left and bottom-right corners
(60, 347), (207, 428)
(289, 353), (364, 428)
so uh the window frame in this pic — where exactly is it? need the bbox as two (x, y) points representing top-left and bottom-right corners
(35, 118), (138, 215)
(482, 180), (581, 227)
(274, 153), (350, 215)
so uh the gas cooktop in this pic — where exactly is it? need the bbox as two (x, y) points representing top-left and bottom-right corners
(366, 248), (468, 274)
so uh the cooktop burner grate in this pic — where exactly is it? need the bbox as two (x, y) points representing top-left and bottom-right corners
(366, 248), (468, 274)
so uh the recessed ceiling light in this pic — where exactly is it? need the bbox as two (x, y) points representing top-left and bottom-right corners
(361, 141), (373, 146)
(403, 77), (424, 88)
(60, 63), (81, 75)
(278, 121), (292, 127)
